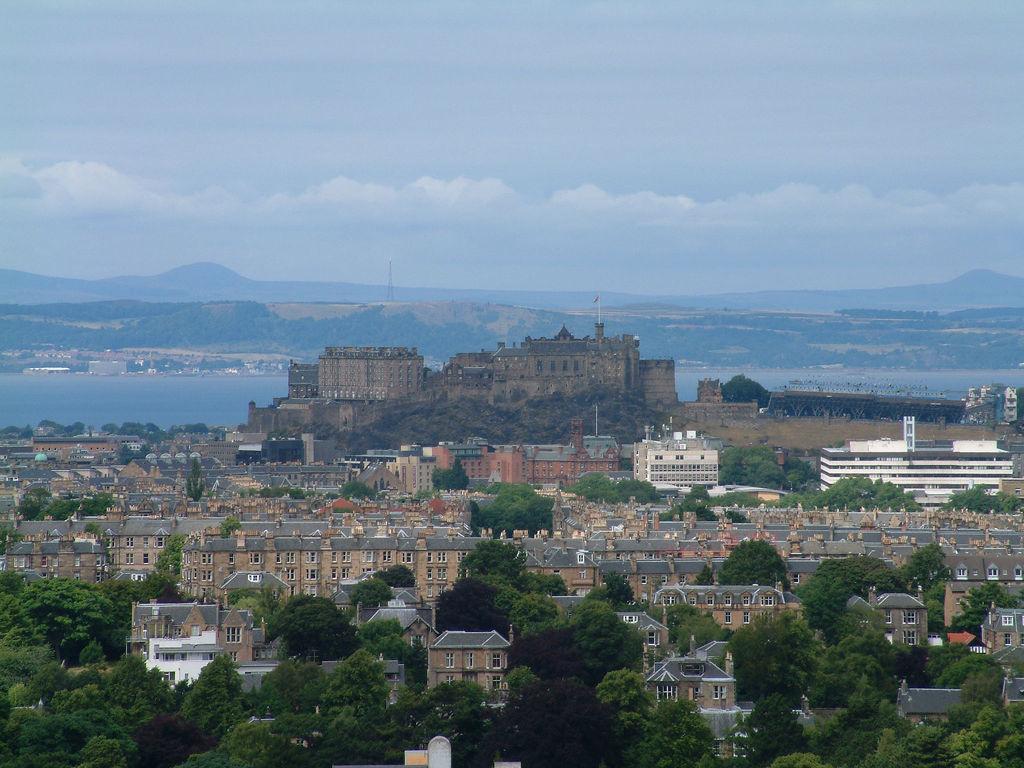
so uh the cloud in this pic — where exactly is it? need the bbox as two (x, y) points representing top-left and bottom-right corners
(1, 157), (235, 216)
(263, 174), (515, 214)
(550, 183), (697, 222)
(3, 157), (1024, 235)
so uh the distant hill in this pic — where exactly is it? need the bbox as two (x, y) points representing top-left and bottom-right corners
(3, 263), (1024, 312)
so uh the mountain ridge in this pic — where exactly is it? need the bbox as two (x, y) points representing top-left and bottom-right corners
(2, 264), (1022, 312)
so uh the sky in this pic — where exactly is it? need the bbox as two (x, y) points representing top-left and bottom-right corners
(1, 1), (1023, 295)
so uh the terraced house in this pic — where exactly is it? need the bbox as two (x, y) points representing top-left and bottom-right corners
(652, 584), (801, 629)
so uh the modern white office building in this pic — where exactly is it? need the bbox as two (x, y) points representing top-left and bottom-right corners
(633, 432), (721, 490)
(820, 417), (1014, 506)
(146, 630), (223, 684)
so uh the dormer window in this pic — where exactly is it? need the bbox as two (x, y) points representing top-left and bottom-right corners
(577, 552), (586, 565)
(988, 567), (999, 580)
(956, 567), (967, 579)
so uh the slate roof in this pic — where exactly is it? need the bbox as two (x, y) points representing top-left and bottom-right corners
(897, 686), (961, 716)
(431, 630), (509, 649)
(647, 655), (733, 683)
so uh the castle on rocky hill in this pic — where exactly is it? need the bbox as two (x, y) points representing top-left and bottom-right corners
(247, 322), (676, 433)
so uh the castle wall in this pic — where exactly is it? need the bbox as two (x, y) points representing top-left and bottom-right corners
(640, 359), (678, 407)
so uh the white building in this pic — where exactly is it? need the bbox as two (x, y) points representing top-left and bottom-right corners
(633, 432), (720, 490)
(820, 417), (1014, 506)
(147, 630), (223, 684)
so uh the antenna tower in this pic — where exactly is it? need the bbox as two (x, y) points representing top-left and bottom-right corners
(387, 259), (394, 301)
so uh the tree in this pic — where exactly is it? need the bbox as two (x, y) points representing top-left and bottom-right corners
(185, 458), (205, 501)
(809, 630), (897, 708)
(508, 593), (560, 636)
(720, 446), (787, 489)
(798, 556), (905, 643)
(508, 627), (585, 681)
(630, 699), (715, 768)
(665, 604), (727, 649)
(744, 694), (807, 766)
(268, 594), (358, 661)
(350, 577), (393, 608)
(105, 653), (175, 727)
(321, 649), (389, 719)
(340, 480), (376, 499)
(898, 544), (948, 590)
(253, 659), (325, 715)
(79, 639), (105, 666)
(719, 539), (789, 587)
(436, 578), (509, 633)
(460, 540), (528, 586)
(722, 374), (770, 407)
(695, 563), (715, 585)
(155, 534), (187, 576)
(19, 578), (118, 662)
(950, 582), (1018, 633)
(181, 655), (244, 737)
(596, 669), (654, 767)
(729, 613), (817, 705)
(771, 756), (833, 768)
(433, 459), (470, 491)
(377, 564), (416, 588)
(487, 679), (613, 768)
(389, 681), (495, 768)
(570, 600), (643, 685)
(134, 712), (218, 768)
(567, 474), (657, 503)
(597, 573), (636, 609)
(219, 516), (241, 538)
(17, 487), (52, 520)
(471, 484), (553, 536)
(78, 735), (132, 768)
(358, 619), (427, 688)
(221, 720), (303, 768)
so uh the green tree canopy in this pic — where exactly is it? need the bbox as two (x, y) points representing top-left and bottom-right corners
(180, 655), (244, 737)
(722, 374), (771, 407)
(719, 539), (789, 587)
(350, 577), (393, 608)
(729, 612), (817, 705)
(570, 600), (643, 686)
(268, 594), (358, 661)
(471, 484), (554, 536)
(185, 458), (205, 502)
(433, 459), (470, 491)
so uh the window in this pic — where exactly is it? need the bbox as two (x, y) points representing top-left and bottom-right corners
(491, 652), (503, 669)
(156, 536), (165, 548)
(125, 537), (134, 548)
(306, 551), (318, 563)
(125, 553), (134, 565)
(201, 553), (213, 565)
(1003, 615), (1015, 627)
(465, 652), (475, 668)
(426, 568), (433, 581)
(342, 552), (352, 563)
(956, 567), (967, 579)
(988, 566), (999, 579)
(905, 630), (917, 645)
(1005, 633), (1013, 647)
(742, 611), (751, 624)
(247, 574), (260, 583)
(306, 569), (318, 580)
(657, 684), (677, 701)
(227, 553), (234, 565)
(647, 631), (658, 646)
(286, 568), (296, 581)
(490, 675), (502, 690)
(885, 609), (893, 625)
(723, 611), (732, 625)
(225, 626), (241, 643)
(363, 551), (375, 563)
(742, 594), (751, 606)
(285, 552), (296, 564)
(444, 652), (455, 668)
(760, 594), (775, 606)
(250, 553), (262, 565)
(401, 552), (413, 564)
(904, 611), (917, 625)
(706, 594), (715, 606)
(712, 685), (725, 700)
